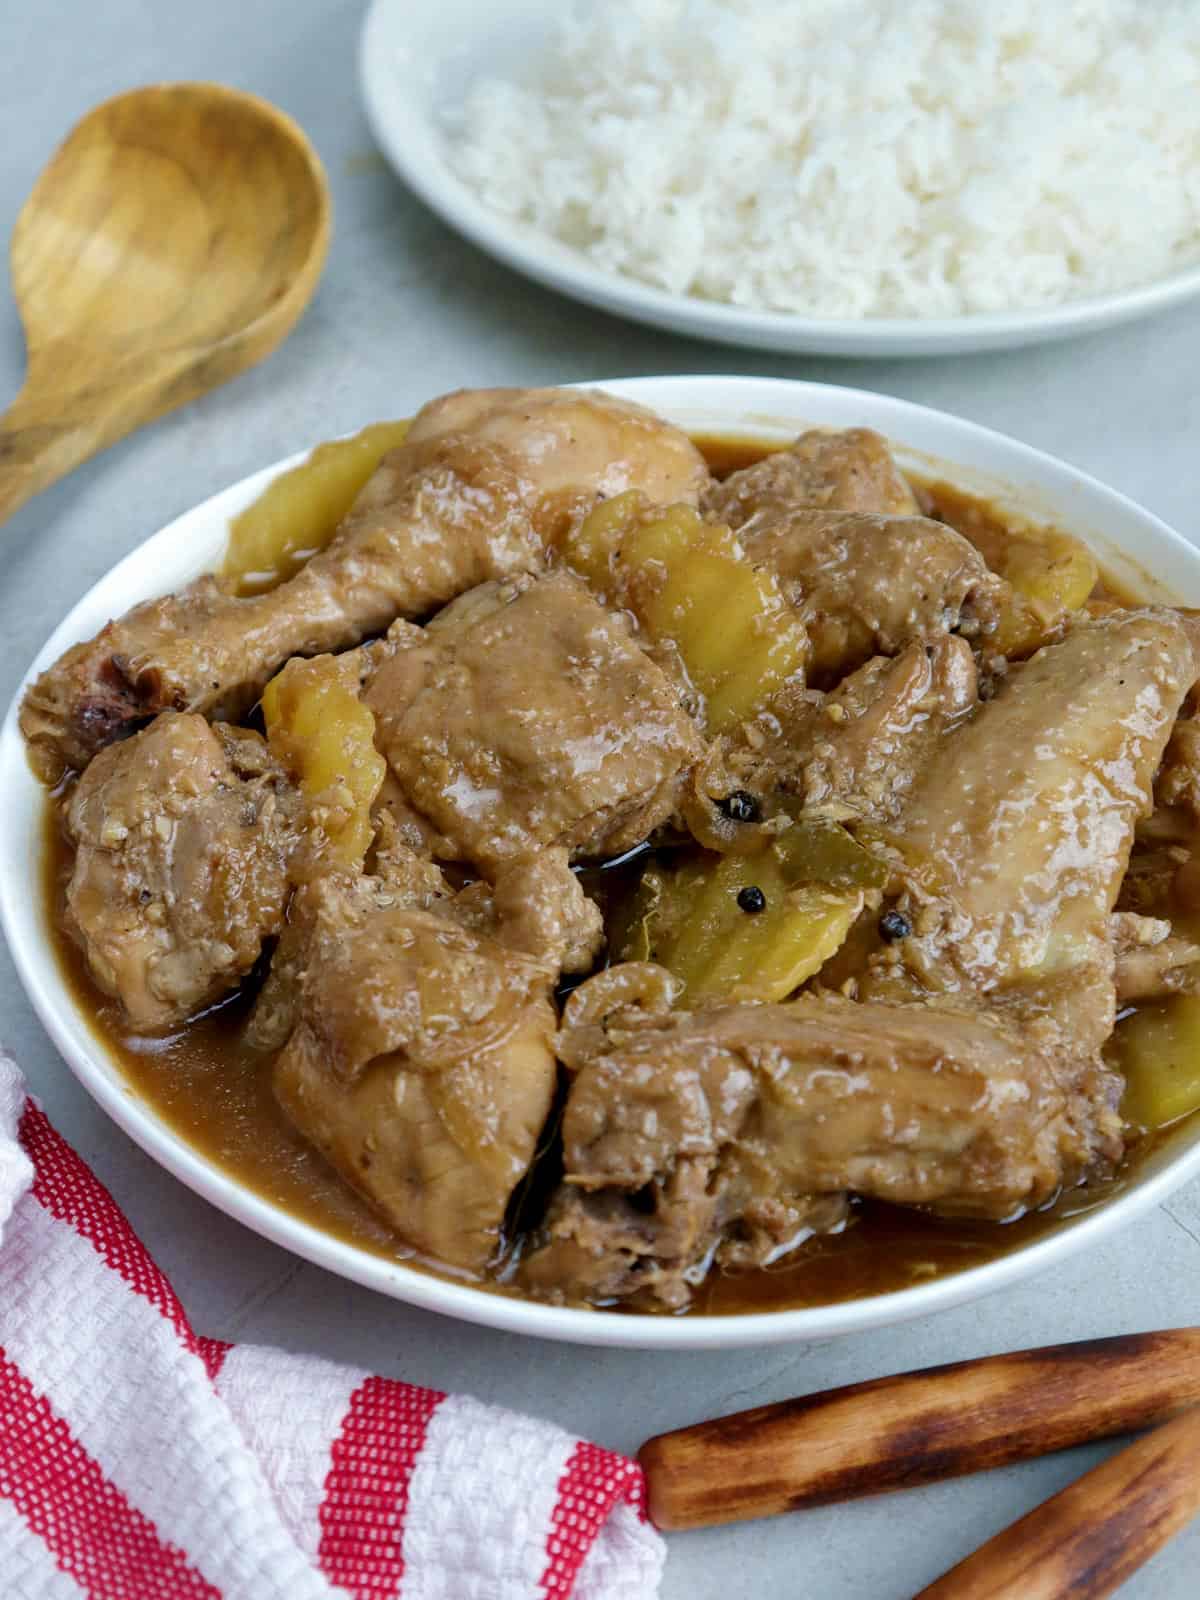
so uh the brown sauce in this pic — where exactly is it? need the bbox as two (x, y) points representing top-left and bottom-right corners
(37, 433), (1173, 1317)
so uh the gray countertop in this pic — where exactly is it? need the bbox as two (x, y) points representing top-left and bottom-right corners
(2, 4), (1198, 1596)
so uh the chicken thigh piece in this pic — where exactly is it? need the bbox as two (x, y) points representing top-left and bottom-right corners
(63, 713), (298, 1033)
(268, 871), (557, 1273)
(365, 571), (702, 872)
(21, 387), (709, 780)
(703, 427), (919, 526)
(740, 509), (1007, 682)
(405, 385), (711, 510)
(523, 992), (1107, 1309)
(249, 831), (602, 1057)
(700, 428), (972, 684)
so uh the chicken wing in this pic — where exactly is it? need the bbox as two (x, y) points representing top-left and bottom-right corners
(791, 634), (978, 820)
(881, 609), (1195, 1034)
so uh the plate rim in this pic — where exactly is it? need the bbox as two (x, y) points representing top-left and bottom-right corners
(358, 0), (1200, 358)
(5, 372), (1200, 1349)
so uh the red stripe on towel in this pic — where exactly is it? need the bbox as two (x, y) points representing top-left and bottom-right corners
(0, 1347), (221, 1600)
(195, 1337), (233, 1381)
(19, 1103), (199, 1357)
(540, 1440), (648, 1598)
(317, 1375), (445, 1599)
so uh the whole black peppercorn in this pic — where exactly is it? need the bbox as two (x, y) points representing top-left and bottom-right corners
(737, 885), (767, 914)
(718, 790), (761, 823)
(878, 909), (912, 942)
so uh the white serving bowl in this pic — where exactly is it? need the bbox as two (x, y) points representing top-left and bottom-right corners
(3, 375), (1200, 1349)
(359, 0), (1200, 359)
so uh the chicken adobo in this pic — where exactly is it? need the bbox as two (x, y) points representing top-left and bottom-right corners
(28, 387), (1200, 1314)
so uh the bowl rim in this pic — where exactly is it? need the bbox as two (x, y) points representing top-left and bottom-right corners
(4, 372), (1200, 1350)
(358, 0), (1200, 357)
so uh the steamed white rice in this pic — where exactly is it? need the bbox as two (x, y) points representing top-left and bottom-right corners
(444, 0), (1200, 319)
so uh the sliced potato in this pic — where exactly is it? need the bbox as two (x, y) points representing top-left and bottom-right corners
(1003, 528), (1098, 617)
(562, 488), (639, 590)
(617, 838), (863, 1004)
(262, 654), (386, 869)
(937, 487), (1098, 656)
(1114, 993), (1200, 1131)
(223, 420), (411, 595)
(987, 528), (1098, 656)
(564, 497), (808, 733)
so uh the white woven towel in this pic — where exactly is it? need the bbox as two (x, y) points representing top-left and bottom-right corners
(0, 1050), (665, 1600)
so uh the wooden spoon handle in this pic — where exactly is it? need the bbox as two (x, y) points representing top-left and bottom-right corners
(0, 381), (106, 523)
(913, 1405), (1200, 1600)
(639, 1329), (1200, 1531)
(0, 354), (186, 523)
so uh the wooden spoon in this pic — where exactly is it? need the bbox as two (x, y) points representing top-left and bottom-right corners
(0, 83), (330, 523)
(640, 1329), (1200, 1531)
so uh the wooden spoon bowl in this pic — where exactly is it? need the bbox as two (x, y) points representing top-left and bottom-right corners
(0, 83), (331, 520)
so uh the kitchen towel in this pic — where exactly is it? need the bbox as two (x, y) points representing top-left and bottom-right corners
(0, 1049), (664, 1599)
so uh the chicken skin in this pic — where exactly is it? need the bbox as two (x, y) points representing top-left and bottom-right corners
(21, 388), (709, 779)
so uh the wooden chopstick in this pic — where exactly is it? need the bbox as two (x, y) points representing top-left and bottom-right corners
(912, 1405), (1200, 1600)
(639, 1329), (1200, 1532)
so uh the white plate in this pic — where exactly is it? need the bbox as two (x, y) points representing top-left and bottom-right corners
(4, 375), (1200, 1349)
(359, 0), (1200, 359)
